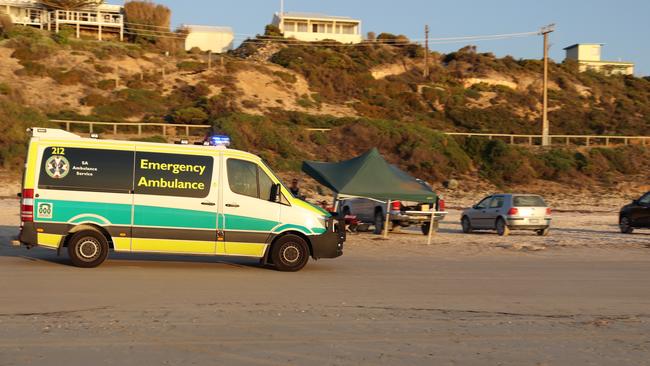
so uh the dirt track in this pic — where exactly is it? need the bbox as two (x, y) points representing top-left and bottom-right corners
(1, 198), (650, 365)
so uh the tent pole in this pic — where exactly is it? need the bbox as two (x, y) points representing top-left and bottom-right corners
(383, 200), (391, 239)
(426, 208), (435, 245)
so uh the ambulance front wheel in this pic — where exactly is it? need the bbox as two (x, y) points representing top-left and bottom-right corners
(271, 235), (309, 272)
(67, 230), (109, 268)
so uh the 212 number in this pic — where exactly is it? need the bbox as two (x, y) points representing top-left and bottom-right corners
(51, 147), (65, 155)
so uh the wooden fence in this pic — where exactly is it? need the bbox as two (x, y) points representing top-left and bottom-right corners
(49, 120), (650, 147)
(443, 132), (650, 147)
(50, 120), (211, 137)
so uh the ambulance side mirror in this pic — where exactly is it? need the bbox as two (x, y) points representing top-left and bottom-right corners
(270, 183), (282, 203)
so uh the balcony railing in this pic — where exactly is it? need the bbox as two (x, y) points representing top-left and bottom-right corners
(53, 10), (123, 27)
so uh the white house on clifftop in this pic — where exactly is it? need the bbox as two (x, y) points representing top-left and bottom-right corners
(0, 0), (123, 40)
(272, 12), (362, 44)
(564, 43), (634, 76)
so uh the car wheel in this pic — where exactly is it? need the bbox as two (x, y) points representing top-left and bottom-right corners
(461, 216), (472, 234)
(536, 228), (550, 236)
(67, 230), (109, 268)
(496, 218), (510, 236)
(271, 235), (309, 272)
(373, 210), (384, 235)
(620, 217), (634, 234)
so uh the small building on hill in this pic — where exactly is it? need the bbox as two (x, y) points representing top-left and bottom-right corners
(0, 0), (123, 40)
(183, 25), (234, 54)
(271, 12), (362, 44)
(564, 43), (634, 76)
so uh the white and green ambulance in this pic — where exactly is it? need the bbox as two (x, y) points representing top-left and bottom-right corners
(17, 128), (344, 271)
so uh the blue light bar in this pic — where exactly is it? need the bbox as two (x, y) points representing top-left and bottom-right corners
(208, 135), (231, 147)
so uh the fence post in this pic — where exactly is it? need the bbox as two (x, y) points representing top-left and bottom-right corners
(186, 125), (190, 136)
(138, 124), (142, 136)
(66, 121), (70, 131)
(605, 137), (610, 146)
(162, 125), (166, 136)
(586, 137), (590, 147)
(510, 135), (514, 144)
(528, 136), (532, 145)
(113, 123), (117, 135)
(624, 138), (628, 146)
(566, 137), (570, 146)
(89, 123), (93, 134)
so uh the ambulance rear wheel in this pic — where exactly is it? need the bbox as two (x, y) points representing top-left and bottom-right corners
(271, 235), (309, 272)
(67, 230), (109, 268)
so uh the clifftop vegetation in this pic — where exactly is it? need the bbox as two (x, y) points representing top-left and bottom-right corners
(1, 26), (649, 189)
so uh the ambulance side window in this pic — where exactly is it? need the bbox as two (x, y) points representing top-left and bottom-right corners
(38, 147), (133, 193)
(227, 159), (275, 201)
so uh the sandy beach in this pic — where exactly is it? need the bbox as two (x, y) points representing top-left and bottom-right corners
(1, 197), (649, 365)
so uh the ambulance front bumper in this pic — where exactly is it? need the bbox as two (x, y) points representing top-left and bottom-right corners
(311, 218), (345, 259)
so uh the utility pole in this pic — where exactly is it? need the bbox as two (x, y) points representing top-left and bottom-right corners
(424, 25), (430, 78)
(540, 24), (555, 146)
(279, 0), (285, 34)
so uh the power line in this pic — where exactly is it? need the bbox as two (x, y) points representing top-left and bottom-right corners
(121, 22), (540, 48)
(122, 18), (539, 44)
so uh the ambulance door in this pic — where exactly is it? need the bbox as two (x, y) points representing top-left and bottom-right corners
(131, 148), (219, 254)
(221, 157), (281, 257)
(35, 145), (135, 252)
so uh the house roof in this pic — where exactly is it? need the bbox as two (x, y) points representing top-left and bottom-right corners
(0, 0), (122, 12)
(563, 43), (604, 50)
(182, 24), (234, 34)
(280, 12), (360, 22)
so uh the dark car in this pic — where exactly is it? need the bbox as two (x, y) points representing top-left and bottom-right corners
(619, 192), (650, 234)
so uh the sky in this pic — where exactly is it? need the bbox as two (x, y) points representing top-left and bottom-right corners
(124, 0), (650, 76)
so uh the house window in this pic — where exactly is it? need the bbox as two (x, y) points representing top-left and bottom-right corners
(297, 22), (308, 32)
(341, 24), (355, 35)
(283, 21), (296, 32)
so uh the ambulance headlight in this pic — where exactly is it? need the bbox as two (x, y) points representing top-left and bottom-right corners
(208, 135), (230, 147)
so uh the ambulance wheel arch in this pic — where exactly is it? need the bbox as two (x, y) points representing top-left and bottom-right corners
(63, 224), (113, 250)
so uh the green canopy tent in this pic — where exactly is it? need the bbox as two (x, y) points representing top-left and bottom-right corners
(302, 148), (436, 203)
(302, 148), (438, 241)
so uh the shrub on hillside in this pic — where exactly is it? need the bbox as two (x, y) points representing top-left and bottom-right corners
(177, 60), (206, 72)
(124, 1), (184, 52)
(376, 33), (410, 45)
(92, 88), (165, 120)
(50, 68), (88, 85)
(264, 24), (283, 38)
(96, 79), (116, 90)
(171, 107), (208, 124)
(0, 97), (48, 167)
(14, 61), (49, 76)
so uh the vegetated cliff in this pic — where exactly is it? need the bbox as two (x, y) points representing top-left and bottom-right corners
(1, 26), (650, 190)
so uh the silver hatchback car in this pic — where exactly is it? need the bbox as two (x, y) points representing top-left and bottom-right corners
(461, 194), (552, 236)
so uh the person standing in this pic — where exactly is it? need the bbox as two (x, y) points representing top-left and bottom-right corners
(289, 178), (300, 197)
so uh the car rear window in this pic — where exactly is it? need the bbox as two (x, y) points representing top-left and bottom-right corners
(513, 196), (546, 207)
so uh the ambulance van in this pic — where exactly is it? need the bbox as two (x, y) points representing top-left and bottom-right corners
(17, 128), (344, 271)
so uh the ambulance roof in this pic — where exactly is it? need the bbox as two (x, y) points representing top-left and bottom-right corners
(29, 128), (259, 161)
